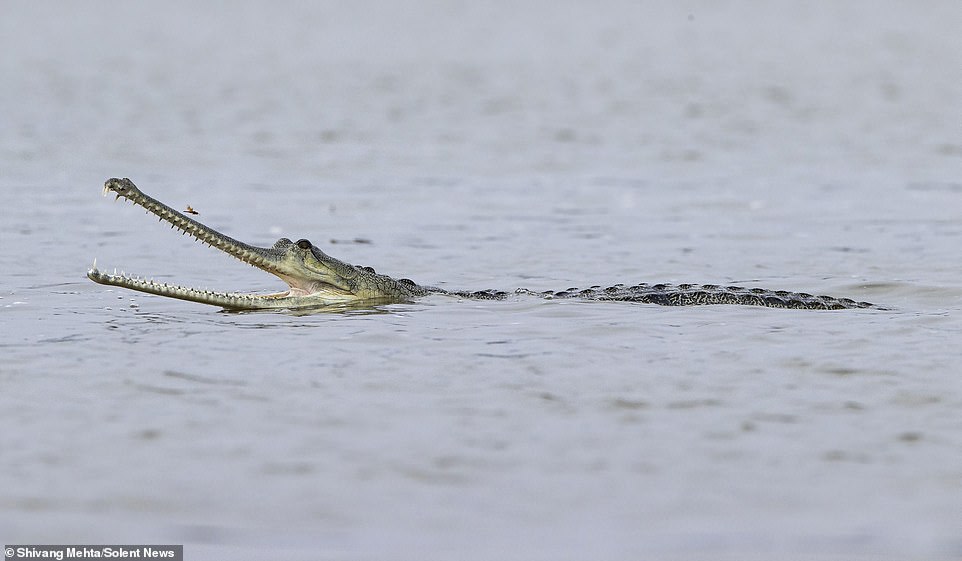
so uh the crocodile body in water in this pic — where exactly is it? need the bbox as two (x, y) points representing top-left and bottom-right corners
(87, 178), (876, 311)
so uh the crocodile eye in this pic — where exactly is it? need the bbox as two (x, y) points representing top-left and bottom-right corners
(296, 239), (312, 250)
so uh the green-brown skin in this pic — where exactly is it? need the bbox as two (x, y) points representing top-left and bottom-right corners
(88, 178), (428, 310)
(88, 178), (876, 311)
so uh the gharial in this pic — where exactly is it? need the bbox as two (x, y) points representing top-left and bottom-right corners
(87, 178), (876, 311)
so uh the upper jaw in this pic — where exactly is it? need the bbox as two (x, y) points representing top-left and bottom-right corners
(101, 177), (287, 273)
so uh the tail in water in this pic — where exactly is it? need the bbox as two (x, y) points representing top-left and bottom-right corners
(521, 283), (876, 310)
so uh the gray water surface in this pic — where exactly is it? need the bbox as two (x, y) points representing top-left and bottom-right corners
(2, 2), (961, 560)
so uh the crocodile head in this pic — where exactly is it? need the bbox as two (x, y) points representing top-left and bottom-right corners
(88, 178), (425, 310)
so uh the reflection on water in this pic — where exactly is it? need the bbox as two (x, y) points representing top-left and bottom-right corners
(226, 301), (405, 319)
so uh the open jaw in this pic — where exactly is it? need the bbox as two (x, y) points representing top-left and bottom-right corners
(86, 265), (307, 310)
(87, 178), (364, 310)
